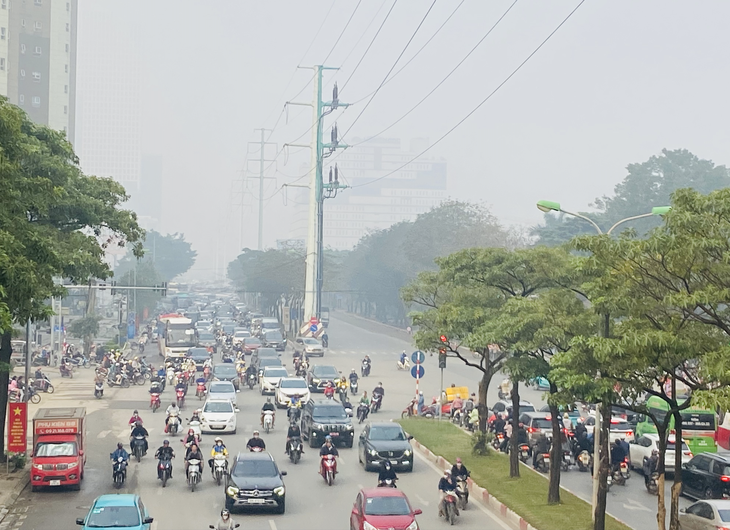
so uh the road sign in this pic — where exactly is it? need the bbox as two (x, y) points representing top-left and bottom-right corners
(411, 350), (425, 364)
(310, 324), (318, 333)
(7, 402), (27, 452)
(411, 365), (425, 379)
(309, 316), (318, 325)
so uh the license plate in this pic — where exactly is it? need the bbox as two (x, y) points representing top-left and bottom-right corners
(390, 460), (398, 465)
(248, 499), (266, 504)
(329, 432), (339, 437)
(50, 480), (61, 486)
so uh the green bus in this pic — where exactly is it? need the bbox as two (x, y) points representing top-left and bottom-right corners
(635, 396), (717, 455)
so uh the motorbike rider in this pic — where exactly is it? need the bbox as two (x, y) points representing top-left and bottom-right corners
(165, 402), (181, 432)
(208, 437), (229, 474)
(499, 378), (511, 399)
(373, 382), (385, 401)
(516, 423), (529, 446)
(324, 381), (335, 398)
(285, 422), (303, 455)
(319, 436), (339, 475)
(399, 350), (407, 367)
(213, 509), (237, 530)
(492, 412), (506, 436)
(287, 398), (303, 423)
(451, 395), (463, 420)
(34, 367), (45, 382)
(129, 421), (149, 455)
(348, 369), (358, 387)
(321, 331), (328, 348)
(245, 363), (258, 384)
(438, 469), (458, 517)
(261, 398), (276, 428)
(610, 438), (628, 474)
(246, 430), (266, 451)
(110, 443), (129, 478)
(533, 432), (550, 469)
(183, 428), (200, 449)
(643, 449), (660, 486)
(154, 440), (175, 479)
(174, 378), (188, 397)
(128, 410), (143, 427)
(378, 460), (398, 486)
(184, 443), (204, 479)
(451, 457), (470, 481)
(362, 355), (371, 373)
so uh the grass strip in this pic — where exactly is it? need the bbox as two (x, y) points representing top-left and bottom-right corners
(399, 418), (632, 530)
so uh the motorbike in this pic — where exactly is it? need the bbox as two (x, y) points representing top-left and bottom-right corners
(167, 412), (181, 435)
(59, 363), (74, 378)
(492, 433), (505, 451)
(561, 450), (573, 471)
(321, 335), (328, 348)
(324, 386), (335, 399)
(442, 491), (459, 525)
(150, 392), (161, 413)
(645, 471), (659, 495)
(396, 358), (410, 370)
(452, 409), (463, 427)
(112, 456), (127, 488)
(288, 437), (303, 464)
(361, 360), (371, 377)
(378, 478), (398, 488)
(187, 458), (201, 492)
(107, 373), (131, 388)
(350, 380), (358, 395)
(536, 452), (550, 473)
(203, 366), (212, 381)
(209, 524), (239, 529)
(188, 419), (202, 440)
(455, 474), (470, 509)
(94, 381), (104, 399)
(401, 399), (418, 419)
(33, 375), (54, 393)
(176, 388), (186, 409)
(131, 435), (146, 462)
(321, 454), (337, 486)
(343, 402), (353, 417)
(611, 465), (626, 486)
(577, 450), (592, 472)
(167, 367), (176, 385)
(263, 410), (274, 434)
(158, 457), (173, 488)
(249, 446), (264, 452)
(132, 370), (146, 386)
(213, 454), (228, 485)
(370, 393), (383, 413)
(196, 382), (206, 400)
(357, 404), (369, 424)
(247, 373), (256, 390)
(338, 387), (348, 403)
(621, 458), (630, 480)
(518, 444), (531, 464)
(287, 406), (302, 424)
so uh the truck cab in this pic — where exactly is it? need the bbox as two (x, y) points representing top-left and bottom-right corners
(31, 407), (86, 491)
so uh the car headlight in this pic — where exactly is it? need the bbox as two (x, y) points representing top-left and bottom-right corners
(274, 486), (285, 496)
(369, 449), (378, 456)
(33, 464), (43, 470)
(363, 522), (378, 530)
(404, 449), (412, 456)
(68, 462), (78, 468)
(227, 417), (235, 424)
(226, 486), (239, 497)
(346, 424), (354, 430)
(313, 423), (322, 430)
(406, 521), (419, 530)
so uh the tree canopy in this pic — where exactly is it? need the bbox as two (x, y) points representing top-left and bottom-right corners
(116, 230), (196, 281)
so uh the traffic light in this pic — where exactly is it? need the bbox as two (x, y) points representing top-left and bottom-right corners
(440, 334), (448, 343)
(439, 348), (447, 369)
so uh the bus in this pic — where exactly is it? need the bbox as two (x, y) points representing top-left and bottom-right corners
(158, 315), (196, 360)
(635, 395), (717, 455)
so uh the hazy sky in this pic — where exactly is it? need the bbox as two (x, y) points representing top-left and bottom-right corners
(76, 1), (730, 278)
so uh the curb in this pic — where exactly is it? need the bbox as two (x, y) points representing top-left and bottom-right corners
(0, 469), (29, 525)
(411, 438), (538, 530)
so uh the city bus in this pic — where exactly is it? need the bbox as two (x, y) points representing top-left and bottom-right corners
(157, 314), (196, 360)
(635, 395), (717, 454)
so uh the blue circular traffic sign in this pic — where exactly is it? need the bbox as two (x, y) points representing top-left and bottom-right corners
(310, 324), (318, 332)
(410, 365), (425, 379)
(411, 350), (425, 364)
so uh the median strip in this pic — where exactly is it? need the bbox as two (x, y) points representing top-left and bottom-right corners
(398, 419), (632, 530)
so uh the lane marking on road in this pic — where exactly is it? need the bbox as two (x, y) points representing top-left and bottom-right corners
(97, 430), (111, 439)
(268, 520), (277, 530)
(623, 498), (652, 512)
(414, 450), (512, 530)
(415, 494), (430, 506)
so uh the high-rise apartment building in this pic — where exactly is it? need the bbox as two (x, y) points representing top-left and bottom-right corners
(1, 0), (77, 142)
(322, 137), (447, 249)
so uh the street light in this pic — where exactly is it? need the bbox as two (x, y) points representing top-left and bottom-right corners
(536, 200), (670, 522)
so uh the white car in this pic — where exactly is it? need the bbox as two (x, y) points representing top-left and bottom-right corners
(583, 415), (635, 443)
(207, 381), (239, 409)
(295, 337), (324, 357)
(260, 366), (288, 395)
(232, 330), (251, 345)
(200, 399), (237, 434)
(275, 377), (310, 408)
(629, 433), (692, 473)
(680, 499), (730, 530)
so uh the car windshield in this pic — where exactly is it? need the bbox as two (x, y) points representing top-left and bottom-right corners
(257, 348), (278, 358)
(188, 349), (208, 359)
(520, 404), (536, 412)
(280, 379), (307, 389)
(720, 509), (730, 522)
(214, 366), (237, 377)
(533, 419), (553, 430)
(259, 359), (282, 369)
(234, 332), (249, 338)
(198, 333), (214, 341)
(204, 401), (234, 413)
(197, 321), (212, 328)
(370, 426), (407, 441)
(223, 326), (235, 334)
(35, 441), (77, 457)
(313, 367), (339, 378)
(313, 406), (347, 419)
(264, 368), (288, 378)
(364, 496), (411, 516)
(232, 459), (278, 478)
(244, 338), (261, 346)
(209, 383), (235, 393)
(265, 332), (283, 341)
(666, 441), (690, 452)
(304, 338), (320, 345)
(85, 506), (141, 528)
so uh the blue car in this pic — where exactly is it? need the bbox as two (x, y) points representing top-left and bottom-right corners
(76, 494), (153, 530)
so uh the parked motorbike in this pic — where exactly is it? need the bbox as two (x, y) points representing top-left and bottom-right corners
(321, 455), (337, 486)
(94, 381), (104, 399)
(187, 458), (201, 492)
(288, 438), (303, 464)
(112, 456), (127, 488)
(213, 454), (228, 485)
(370, 393), (383, 413)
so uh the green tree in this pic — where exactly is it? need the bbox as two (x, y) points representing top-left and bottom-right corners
(228, 248), (305, 310)
(0, 98), (143, 459)
(116, 230), (196, 281)
(116, 260), (163, 321)
(68, 315), (102, 358)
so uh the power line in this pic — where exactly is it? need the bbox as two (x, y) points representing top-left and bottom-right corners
(340, 0), (399, 91)
(352, 0), (587, 189)
(331, 0), (391, 80)
(339, 0), (438, 141)
(322, 0), (364, 65)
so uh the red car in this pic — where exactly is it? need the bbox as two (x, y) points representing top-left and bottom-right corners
(243, 337), (261, 354)
(350, 488), (422, 530)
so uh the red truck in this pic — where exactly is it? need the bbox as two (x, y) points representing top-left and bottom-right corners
(30, 407), (86, 491)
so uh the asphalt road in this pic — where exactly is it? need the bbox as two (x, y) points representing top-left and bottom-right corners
(12, 315), (519, 530)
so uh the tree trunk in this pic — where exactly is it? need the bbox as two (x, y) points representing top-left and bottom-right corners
(594, 400), (611, 530)
(548, 398), (561, 504)
(656, 426), (668, 530)
(478, 367), (494, 433)
(669, 384), (682, 530)
(0, 331), (12, 461)
(509, 381), (520, 478)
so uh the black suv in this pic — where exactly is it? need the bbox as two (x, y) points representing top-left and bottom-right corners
(682, 453), (730, 500)
(307, 364), (340, 393)
(213, 363), (240, 390)
(301, 398), (354, 449)
(358, 422), (414, 472)
(263, 330), (286, 351)
(224, 452), (287, 513)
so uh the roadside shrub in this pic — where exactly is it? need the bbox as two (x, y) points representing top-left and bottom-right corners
(472, 430), (493, 456)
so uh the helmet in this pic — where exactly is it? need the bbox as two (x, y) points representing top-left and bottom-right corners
(117, 442), (123, 449)
(253, 430), (260, 435)
(652, 449), (659, 456)
(444, 469), (452, 475)
(266, 397), (272, 403)
(215, 437), (223, 443)
(133, 410), (139, 414)
(351, 369), (355, 373)
(325, 436), (332, 442)
(221, 509), (230, 518)
(163, 439), (170, 445)
(383, 460), (391, 469)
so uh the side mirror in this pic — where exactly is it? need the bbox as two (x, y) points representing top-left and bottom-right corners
(209, 526), (216, 529)
(79, 450), (84, 456)
(235, 525), (240, 529)
(281, 471), (287, 476)
(76, 518), (85, 526)
(413, 509), (423, 516)
(408, 435), (414, 440)
(143, 517), (154, 524)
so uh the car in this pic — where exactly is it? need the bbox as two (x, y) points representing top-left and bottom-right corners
(251, 347), (280, 371)
(213, 363), (240, 390)
(307, 364), (340, 393)
(493, 400), (535, 416)
(231, 330), (251, 345)
(263, 330), (286, 351)
(222, 324), (236, 336)
(301, 398), (354, 448)
(295, 337), (324, 357)
(275, 377), (310, 408)
(197, 331), (217, 353)
(186, 347), (211, 371)
(519, 412), (565, 448)
(243, 337), (262, 354)
(350, 488), (422, 530)
(583, 415), (635, 442)
(260, 366), (288, 395)
(195, 320), (212, 331)
(682, 453), (730, 500)
(679, 499), (730, 529)
(208, 381), (238, 408)
(76, 494), (153, 529)
(224, 452), (287, 514)
(257, 357), (283, 377)
(629, 433), (692, 474)
(200, 399), (237, 434)
(358, 422), (414, 472)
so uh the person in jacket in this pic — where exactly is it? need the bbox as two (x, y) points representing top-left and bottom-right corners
(438, 469), (457, 517)
(154, 440), (175, 479)
(285, 423), (303, 455)
(129, 421), (149, 455)
(246, 430), (266, 451)
(184, 443), (204, 479)
(378, 460), (398, 485)
(533, 432), (550, 469)
(209, 437), (229, 474)
(451, 457), (469, 481)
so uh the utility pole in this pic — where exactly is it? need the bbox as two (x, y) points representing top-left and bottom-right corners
(250, 128), (276, 250)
